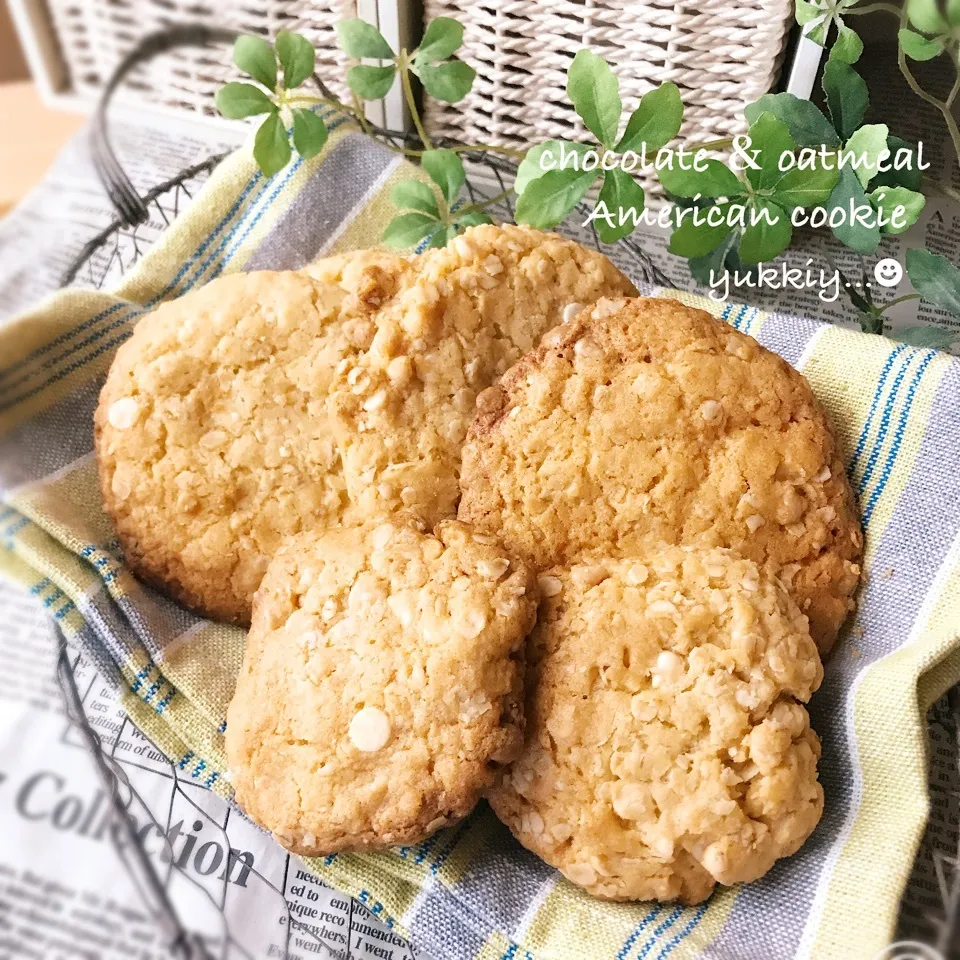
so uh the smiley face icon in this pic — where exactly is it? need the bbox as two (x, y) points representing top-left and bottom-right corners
(874, 258), (903, 287)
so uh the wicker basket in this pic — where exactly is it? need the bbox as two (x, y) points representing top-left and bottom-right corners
(423, 0), (794, 185)
(43, 0), (355, 116)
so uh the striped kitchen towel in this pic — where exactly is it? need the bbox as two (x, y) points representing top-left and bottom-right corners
(1, 117), (958, 960)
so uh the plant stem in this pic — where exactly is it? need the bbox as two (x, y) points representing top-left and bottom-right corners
(897, 6), (960, 174)
(845, 2), (900, 15)
(398, 51), (434, 151)
(351, 92), (372, 136)
(689, 137), (735, 152)
(879, 293), (922, 314)
(456, 187), (515, 215)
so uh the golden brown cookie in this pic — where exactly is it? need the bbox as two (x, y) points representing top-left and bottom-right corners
(327, 225), (638, 527)
(458, 296), (862, 652)
(225, 517), (538, 854)
(95, 256), (415, 624)
(488, 546), (824, 904)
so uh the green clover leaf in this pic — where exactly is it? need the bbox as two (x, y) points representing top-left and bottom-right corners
(745, 112), (797, 192)
(421, 149), (465, 205)
(392, 179), (441, 217)
(822, 60), (868, 140)
(949, 0), (960, 27)
(417, 17), (464, 62)
(615, 82), (683, 154)
(347, 64), (398, 100)
(337, 19), (395, 59)
(276, 32), (315, 90)
(291, 109), (328, 159)
(669, 205), (733, 259)
(740, 199), (793, 264)
(869, 186), (925, 234)
(417, 60), (476, 102)
(456, 211), (494, 229)
(906, 0), (948, 34)
(383, 212), (441, 248)
(744, 93), (839, 147)
(426, 224), (458, 249)
(871, 136), (923, 190)
(594, 169), (645, 243)
(515, 167), (598, 229)
(843, 123), (889, 187)
(795, 0), (829, 44)
(830, 26), (864, 63)
(515, 141), (592, 195)
(897, 325), (958, 349)
(567, 50), (622, 148)
(659, 158), (745, 198)
(688, 230), (739, 285)
(216, 82), (276, 119)
(254, 112), (291, 176)
(898, 29), (946, 60)
(772, 158), (840, 208)
(828, 166), (880, 254)
(234, 36), (277, 92)
(906, 248), (960, 315)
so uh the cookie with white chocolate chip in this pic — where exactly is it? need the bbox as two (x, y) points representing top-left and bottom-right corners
(95, 254), (416, 624)
(488, 546), (824, 904)
(326, 224), (638, 527)
(225, 517), (538, 855)
(459, 296), (863, 653)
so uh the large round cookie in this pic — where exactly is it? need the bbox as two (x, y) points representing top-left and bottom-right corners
(327, 225), (638, 527)
(226, 517), (538, 854)
(459, 296), (863, 652)
(96, 254), (414, 624)
(488, 546), (824, 904)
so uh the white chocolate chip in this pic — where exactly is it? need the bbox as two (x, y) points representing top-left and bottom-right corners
(562, 302), (584, 324)
(572, 564), (608, 588)
(387, 592), (416, 627)
(348, 707), (391, 752)
(653, 650), (685, 684)
(646, 599), (678, 619)
(745, 514), (765, 533)
(477, 557), (510, 580)
(574, 337), (603, 361)
(538, 575), (563, 597)
(363, 390), (387, 412)
(814, 466), (832, 483)
(458, 608), (488, 639)
(107, 397), (140, 430)
(625, 564), (649, 585)
(372, 523), (395, 550)
(698, 399), (723, 422)
(387, 356), (413, 383)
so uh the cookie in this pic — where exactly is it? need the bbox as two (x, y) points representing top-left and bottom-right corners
(327, 224), (638, 527)
(95, 255), (414, 624)
(458, 296), (862, 652)
(487, 546), (824, 904)
(225, 517), (538, 854)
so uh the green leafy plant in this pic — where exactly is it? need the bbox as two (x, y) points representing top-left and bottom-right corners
(215, 12), (960, 348)
(513, 51), (682, 242)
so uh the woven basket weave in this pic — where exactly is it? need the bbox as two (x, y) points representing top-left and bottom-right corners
(45, 0), (354, 116)
(423, 0), (794, 190)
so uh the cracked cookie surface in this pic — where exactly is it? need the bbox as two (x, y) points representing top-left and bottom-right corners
(327, 224), (638, 527)
(225, 517), (538, 854)
(458, 296), (862, 653)
(95, 256), (415, 624)
(487, 546), (824, 904)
